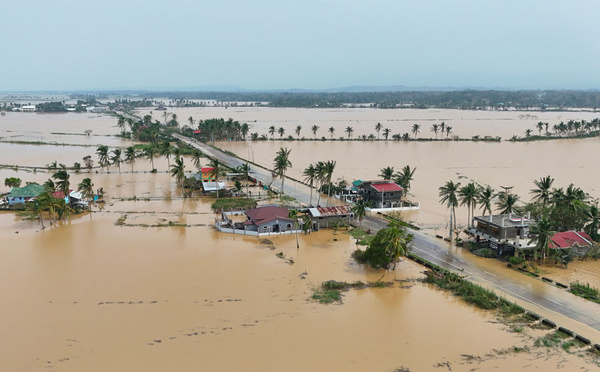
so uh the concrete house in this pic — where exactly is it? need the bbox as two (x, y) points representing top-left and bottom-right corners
(470, 213), (535, 254)
(358, 180), (403, 209)
(6, 183), (45, 206)
(243, 206), (296, 233)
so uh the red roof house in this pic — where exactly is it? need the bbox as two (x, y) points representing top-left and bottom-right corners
(243, 206), (295, 233)
(549, 231), (593, 249)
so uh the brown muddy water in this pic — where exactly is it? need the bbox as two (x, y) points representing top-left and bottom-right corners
(1, 110), (599, 371)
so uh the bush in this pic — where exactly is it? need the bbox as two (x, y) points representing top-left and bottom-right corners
(509, 256), (526, 266)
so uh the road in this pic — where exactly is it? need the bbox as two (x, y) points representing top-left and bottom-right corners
(175, 134), (600, 343)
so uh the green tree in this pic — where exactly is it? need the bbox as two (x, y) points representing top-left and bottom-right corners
(160, 141), (172, 170)
(528, 216), (555, 264)
(351, 198), (369, 229)
(383, 128), (391, 140)
(496, 192), (521, 214)
(431, 123), (439, 139)
(458, 182), (478, 228)
(530, 175), (554, 206)
(295, 125), (302, 139)
(354, 221), (413, 270)
(375, 122), (382, 139)
(303, 163), (318, 206)
(289, 209), (300, 248)
(143, 145), (158, 171)
(583, 204), (600, 241)
(277, 127), (285, 138)
(191, 149), (203, 170)
(379, 166), (395, 180)
(345, 126), (354, 138)
(208, 158), (224, 199)
(273, 147), (292, 195)
(411, 123), (420, 139)
(110, 148), (122, 173)
(439, 180), (461, 240)
(395, 165), (416, 197)
(77, 177), (94, 205)
(52, 170), (70, 196)
(311, 125), (319, 139)
(96, 145), (109, 170)
(269, 125), (276, 138)
(329, 126), (335, 139)
(170, 156), (186, 186)
(125, 146), (137, 172)
(4, 177), (21, 188)
(323, 160), (336, 206)
(477, 185), (495, 216)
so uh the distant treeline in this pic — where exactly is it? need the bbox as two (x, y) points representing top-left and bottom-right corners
(138, 90), (600, 110)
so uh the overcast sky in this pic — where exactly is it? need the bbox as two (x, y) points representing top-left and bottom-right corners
(2, 0), (599, 91)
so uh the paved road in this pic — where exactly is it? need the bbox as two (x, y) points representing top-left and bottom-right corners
(175, 134), (600, 343)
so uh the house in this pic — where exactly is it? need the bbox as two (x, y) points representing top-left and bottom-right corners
(549, 231), (593, 254)
(470, 213), (535, 254)
(358, 180), (403, 209)
(201, 181), (226, 193)
(243, 205), (296, 233)
(6, 183), (45, 206)
(307, 205), (353, 230)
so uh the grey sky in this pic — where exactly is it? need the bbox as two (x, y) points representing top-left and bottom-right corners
(2, 0), (599, 91)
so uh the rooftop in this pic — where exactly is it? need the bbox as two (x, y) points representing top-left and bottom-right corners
(245, 205), (293, 225)
(550, 231), (593, 249)
(308, 205), (351, 217)
(370, 182), (403, 193)
(8, 183), (45, 198)
(474, 214), (532, 228)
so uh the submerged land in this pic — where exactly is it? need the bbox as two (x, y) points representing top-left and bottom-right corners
(1, 94), (600, 371)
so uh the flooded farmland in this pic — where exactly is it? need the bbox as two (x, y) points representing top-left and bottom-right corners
(1, 108), (599, 371)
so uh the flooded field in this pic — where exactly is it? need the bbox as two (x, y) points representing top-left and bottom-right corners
(1, 110), (599, 371)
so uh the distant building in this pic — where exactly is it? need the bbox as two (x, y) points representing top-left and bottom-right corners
(21, 105), (36, 112)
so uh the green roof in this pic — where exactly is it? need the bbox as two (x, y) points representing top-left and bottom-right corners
(352, 180), (364, 186)
(8, 183), (45, 198)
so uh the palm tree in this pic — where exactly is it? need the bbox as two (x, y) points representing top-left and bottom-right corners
(530, 175), (554, 206)
(117, 116), (127, 133)
(439, 180), (461, 240)
(237, 163), (251, 196)
(345, 126), (354, 138)
(379, 166), (395, 180)
(277, 127), (285, 139)
(311, 125), (319, 139)
(188, 116), (195, 127)
(440, 122), (446, 137)
(240, 123), (249, 140)
(383, 128), (392, 141)
(351, 198), (368, 229)
(445, 126), (452, 139)
(269, 126), (276, 139)
(431, 123), (439, 139)
(303, 163), (318, 206)
(295, 125), (302, 139)
(191, 149), (203, 170)
(315, 161), (326, 205)
(384, 221), (413, 269)
(395, 165), (416, 197)
(273, 147), (292, 195)
(52, 170), (70, 197)
(289, 209), (300, 248)
(375, 122), (382, 139)
(170, 156), (186, 186)
(477, 185), (495, 216)
(124, 146), (137, 172)
(27, 192), (49, 228)
(96, 145), (109, 170)
(324, 160), (336, 206)
(528, 216), (554, 264)
(458, 182), (478, 228)
(496, 191), (520, 214)
(208, 158), (224, 199)
(584, 204), (600, 241)
(411, 124), (420, 139)
(525, 128), (533, 138)
(77, 177), (94, 207)
(159, 141), (172, 170)
(110, 149), (122, 173)
(328, 126), (335, 139)
(143, 145), (158, 171)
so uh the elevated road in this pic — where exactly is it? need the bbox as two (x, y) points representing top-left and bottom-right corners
(174, 134), (600, 343)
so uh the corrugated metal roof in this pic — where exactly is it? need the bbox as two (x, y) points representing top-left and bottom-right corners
(371, 183), (403, 192)
(8, 183), (45, 198)
(549, 231), (593, 249)
(309, 205), (351, 217)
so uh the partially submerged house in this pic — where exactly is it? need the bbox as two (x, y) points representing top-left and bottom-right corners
(307, 205), (353, 230)
(216, 205), (300, 236)
(358, 180), (404, 209)
(187, 167), (226, 193)
(549, 231), (593, 255)
(470, 213), (535, 254)
(6, 183), (45, 206)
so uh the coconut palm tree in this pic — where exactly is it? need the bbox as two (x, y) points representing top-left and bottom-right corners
(411, 124), (420, 139)
(159, 141), (172, 170)
(117, 116), (127, 134)
(208, 158), (224, 199)
(96, 145), (109, 170)
(277, 127), (285, 139)
(191, 149), (203, 170)
(170, 156), (186, 186)
(289, 209), (300, 248)
(77, 177), (94, 206)
(52, 170), (70, 197)
(379, 166), (395, 180)
(27, 192), (50, 228)
(431, 123), (439, 139)
(237, 163), (251, 196)
(110, 148), (122, 173)
(143, 145), (158, 171)
(496, 191), (520, 214)
(375, 122), (382, 139)
(477, 185), (495, 216)
(383, 128), (391, 140)
(584, 204), (600, 241)
(395, 165), (416, 197)
(124, 146), (137, 172)
(273, 147), (292, 195)
(458, 182), (478, 228)
(351, 198), (368, 229)
(439, 180), (461, 240)
(384, 221), (413, 269)
(440, 122), (446, 137)
(528, 216), (554, 264)
(328, 126), (335, 139)
(269, 126), (276, 139)
(188, 116), (195, 127)
(311, 125), (319, 139)
(315, 161), (326, 205)
(525, 128), (533, 138)
(295, 125), (302, 139)
(445, 126), (452, 138)
(530, 175), (554, 206)
(324, 160), (336, 206)
(345, 126), (354, 138)
(303, 163), (318, 206)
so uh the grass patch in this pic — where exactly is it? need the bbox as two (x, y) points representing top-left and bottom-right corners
(211, 197), (257, 211)
(311, 280), (390, 304)
(312, 289), (343, 304)
(570, 281), (600, 304)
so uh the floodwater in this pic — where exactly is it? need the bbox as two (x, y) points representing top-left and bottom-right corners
(1, 110), (599, 371)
